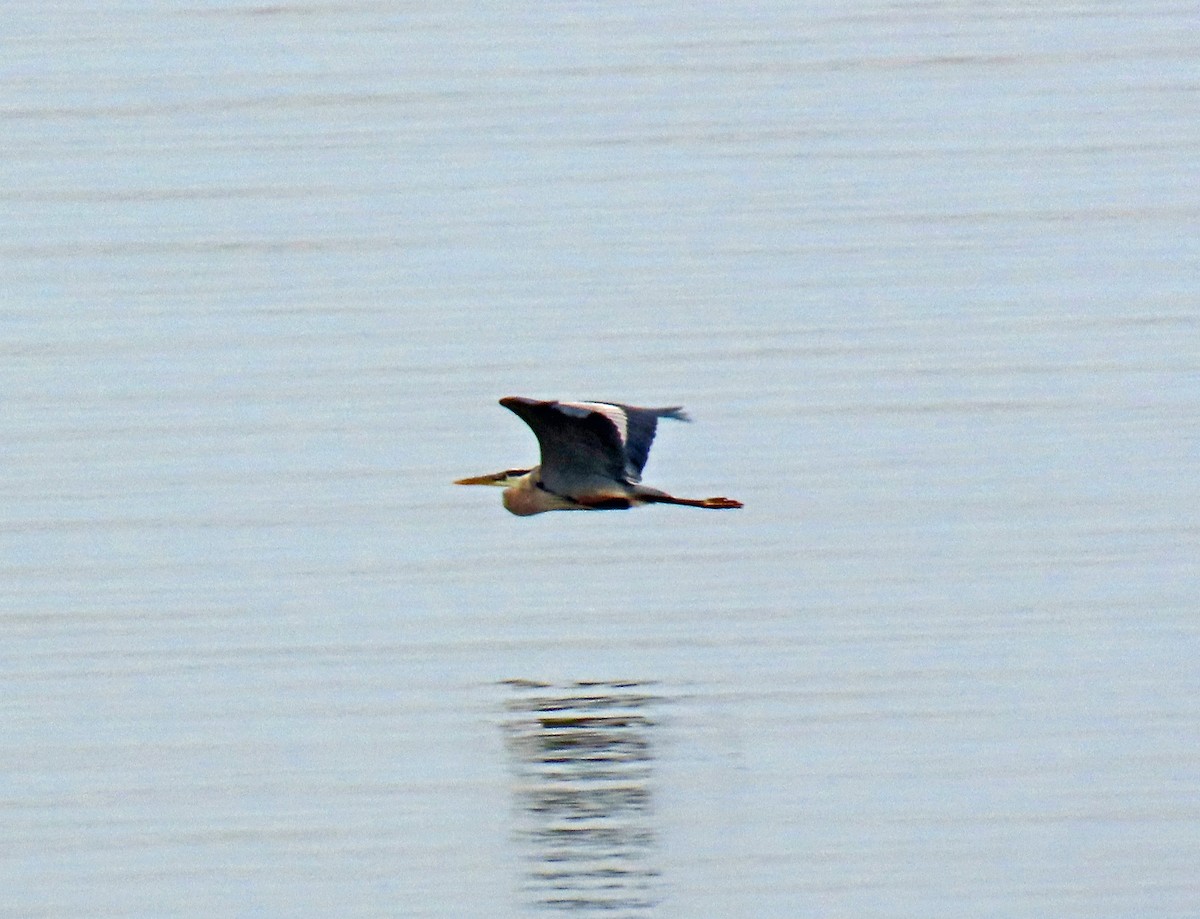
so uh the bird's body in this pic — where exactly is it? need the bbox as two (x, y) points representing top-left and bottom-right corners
(456, 396), (742, 516)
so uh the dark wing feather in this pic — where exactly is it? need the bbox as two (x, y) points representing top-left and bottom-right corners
(499, 397), (689, 497)
(499, 397), (629, 497)
(615, 403), (689, 479)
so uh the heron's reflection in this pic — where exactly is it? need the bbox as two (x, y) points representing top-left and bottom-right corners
(502, 680), (661, 915)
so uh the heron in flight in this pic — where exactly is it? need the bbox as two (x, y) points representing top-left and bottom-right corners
(455, 396), (743, 516)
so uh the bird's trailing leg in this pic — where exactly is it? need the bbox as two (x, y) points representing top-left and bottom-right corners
(639, 492), (743, 510)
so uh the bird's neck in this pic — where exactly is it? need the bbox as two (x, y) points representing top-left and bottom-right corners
(501, 472), (542, 516)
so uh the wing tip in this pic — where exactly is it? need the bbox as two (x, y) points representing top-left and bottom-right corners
(499, 396), (691, 423)
(499, 396), (539, 415)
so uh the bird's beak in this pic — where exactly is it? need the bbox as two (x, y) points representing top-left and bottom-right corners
(454, 471), (509, 486)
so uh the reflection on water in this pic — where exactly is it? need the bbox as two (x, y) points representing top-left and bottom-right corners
(502, 681), (661, 916)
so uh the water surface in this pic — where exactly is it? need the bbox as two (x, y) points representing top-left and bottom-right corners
(3, 2), (1198, 917)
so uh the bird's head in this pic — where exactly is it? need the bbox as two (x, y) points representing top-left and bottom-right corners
(453, 468), (532, 488)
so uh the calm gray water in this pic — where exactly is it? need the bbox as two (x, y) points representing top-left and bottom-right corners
(4, 2), (1198, 917)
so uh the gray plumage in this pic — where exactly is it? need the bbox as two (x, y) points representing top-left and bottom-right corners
(456, 396), (742, 516)
(499, 397), (686, 495)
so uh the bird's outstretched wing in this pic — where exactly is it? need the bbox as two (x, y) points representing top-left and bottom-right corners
(499, 397), (688, 497)
(615, 401), (689, 478)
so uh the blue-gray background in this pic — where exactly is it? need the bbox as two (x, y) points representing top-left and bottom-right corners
(3, 3), (1197, 917)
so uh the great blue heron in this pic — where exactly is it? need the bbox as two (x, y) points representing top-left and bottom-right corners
(455, 396), (743, 516)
